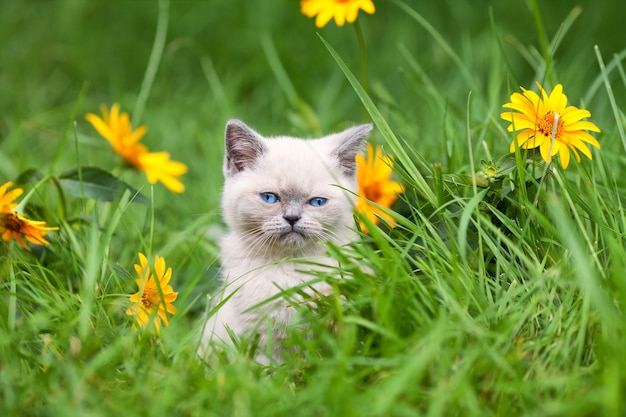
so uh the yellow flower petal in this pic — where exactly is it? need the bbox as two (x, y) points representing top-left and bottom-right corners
(85, 113), (116, 145)
(561, 107), (591, 124)
(154, 256), (166, 279)
(539, 141), (553, 165)
(569, 121), (601, 133)
(559, 142), (571, 169)
(165, 302), (177, 315)
(570, 130), (601, 148)
(0, 182), (23, 213)
(567, 137), (592, 159)
(137, 152), (188, 193)
(301, 0), (375, 28)
(546, 84), (567, 113)
(569, 144), (582, 163)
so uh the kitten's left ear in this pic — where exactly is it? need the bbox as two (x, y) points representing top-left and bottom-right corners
(224, 119), (267, 177)
(333, 123), (373, 176)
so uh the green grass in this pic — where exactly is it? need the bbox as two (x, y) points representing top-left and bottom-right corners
(2, 0), (626, 415)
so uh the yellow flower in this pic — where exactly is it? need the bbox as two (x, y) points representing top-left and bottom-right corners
(0, 182), (58, 251)
(85, 104), (188, 193)
(301, 0), (375, 28)
(0, 181), (22, 213)
(126, 253), (178, 333)
(355, 144), (404, 232)
(501, 83), (601, 169)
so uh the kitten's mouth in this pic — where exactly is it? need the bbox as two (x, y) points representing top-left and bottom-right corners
(279, 230), (307, 247)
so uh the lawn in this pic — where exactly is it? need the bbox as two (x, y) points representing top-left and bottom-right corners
(1, 0), (626, 415)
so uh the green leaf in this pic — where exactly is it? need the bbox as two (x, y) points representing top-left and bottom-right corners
(14, 168), (45, 186)
(58, 166), (149, 204)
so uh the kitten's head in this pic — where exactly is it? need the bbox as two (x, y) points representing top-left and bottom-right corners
(222, 119), (371, 257)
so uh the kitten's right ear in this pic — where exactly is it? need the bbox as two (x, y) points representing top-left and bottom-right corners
(224, 119), (266, 176)
(333, 123), (373, 176)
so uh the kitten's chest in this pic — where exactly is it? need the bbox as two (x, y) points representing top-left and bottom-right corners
(224, 260), (329, 305)
(230, 261), (308, 290)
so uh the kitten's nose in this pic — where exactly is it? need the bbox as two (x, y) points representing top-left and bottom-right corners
(283, 214), (301, 226)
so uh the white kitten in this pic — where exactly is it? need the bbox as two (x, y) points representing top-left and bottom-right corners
(199, 119), (371, 363)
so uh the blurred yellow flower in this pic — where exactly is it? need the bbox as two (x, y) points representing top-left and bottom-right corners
(86, 104), (188, 193)
(501, 83), (600, 169)
(0, 182), (58, 251)
(301, 0), (375, 28)
(0, 181), (22, 213)
(126, 253), (178, 333)
(355, 144), (404, 232)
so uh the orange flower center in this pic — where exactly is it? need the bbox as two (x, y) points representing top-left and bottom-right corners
(2, 213), (25, 232)
(141, 288), (157, 310)
(537, 111), (564, 139)
(363, 183), (382, 202)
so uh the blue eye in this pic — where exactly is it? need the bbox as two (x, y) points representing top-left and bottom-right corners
(260, 192), (279, 204)
(309, 197), (328, 207)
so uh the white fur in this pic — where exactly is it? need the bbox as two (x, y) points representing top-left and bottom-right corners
(199, 120), (370, 363)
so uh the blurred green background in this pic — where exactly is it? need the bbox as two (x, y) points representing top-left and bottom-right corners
(1, 0), (624, 287)
(2, 0), (623, 175)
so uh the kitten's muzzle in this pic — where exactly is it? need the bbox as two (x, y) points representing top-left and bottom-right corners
(283, 214), (301, 226)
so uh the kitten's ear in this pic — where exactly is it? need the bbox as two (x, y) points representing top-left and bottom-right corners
(333, 123), (373, 176)
(224, 119), (266, 176)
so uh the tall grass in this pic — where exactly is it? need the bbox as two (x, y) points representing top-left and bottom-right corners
(1, 0), (626, 416)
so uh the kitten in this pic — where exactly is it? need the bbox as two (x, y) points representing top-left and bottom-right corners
(199, 119), (371, 364)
